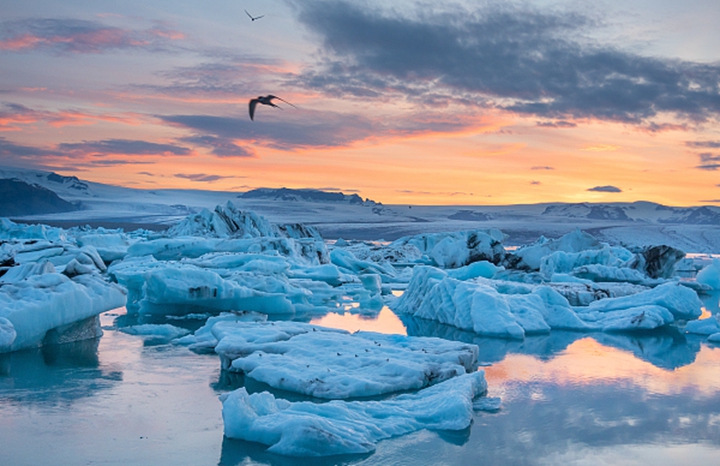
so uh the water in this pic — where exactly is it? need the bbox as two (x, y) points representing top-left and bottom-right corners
(2, 299), (720, 465)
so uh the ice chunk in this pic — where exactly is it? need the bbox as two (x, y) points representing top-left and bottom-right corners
(578, 282), (702, 321)
(175, 312), (267, 352)
(138, 267), (296, 315)
(506, 229), (602, 271)
(211, 320), (479, 399)
(220, 371), (487, 456)
(697, 259), (720, 290)
(119, 324), (190, 341)
(76, 233), (132, 262)
(627, 245), (686, 279)
(167, 202), (279, 238)
(685, 316), (720, 335)
(539, 245), (634, 277)
(394, 266), (588, 339)
(390, 230), (506, 268)
(0, 272), (126, 352)
(447, 260), (502, 281)
(0, 317), (16, 351)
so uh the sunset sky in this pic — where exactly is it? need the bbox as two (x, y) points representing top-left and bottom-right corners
(2, 0), (719, 205)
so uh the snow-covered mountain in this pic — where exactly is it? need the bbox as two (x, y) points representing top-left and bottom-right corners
(3, 166), (720, 251)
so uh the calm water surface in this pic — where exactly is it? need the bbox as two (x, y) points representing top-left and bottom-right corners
(2, 296), (720, 466)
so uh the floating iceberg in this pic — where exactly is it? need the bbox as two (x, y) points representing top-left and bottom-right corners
(390, 229), (506, 268)
(220, 370), (487, 457)
(394, 266), (700, 339)
(208, 320), (478, 399)
(0, 270), (126, 352)
(696, 259), (720, 290)
(0, 231), (127, 353)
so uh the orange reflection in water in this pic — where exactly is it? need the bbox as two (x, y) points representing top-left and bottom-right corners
(484, 338), (720, 397)
(310, 306), (408, 335)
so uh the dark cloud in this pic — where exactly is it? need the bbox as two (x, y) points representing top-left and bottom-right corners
(640, 122), (688, 133)
(174, 173), (238, 182)
(699, 153), (720, 163)
(57, 139), (192, 156)
(0, 136), (62, 158)
(162, 107), (488, 150)
(697, 164), (720, 171)
(291, 1), (720, 124)
(86, 159), (155, 166)
(180, 135), (254, 158)
(0, 18), (183, 54)
(687, 141), (720, 149)
(530, 180), (541, 185)
(587, 185), (622, 193)
(536, 121), (577, 128)
(161, 113), (375, 150)
(531, 166), (554, 170)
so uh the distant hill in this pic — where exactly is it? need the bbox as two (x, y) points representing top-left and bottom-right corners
(0, 178), (79, 216)
(240, 188), (379, 206)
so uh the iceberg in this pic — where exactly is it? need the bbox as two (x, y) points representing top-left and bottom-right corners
(220, 371), (487, 457)
(209, 320), (478, 399)
(696, 259), (720, 290)
(390, 229), (506, 268)
(394, 266), (698, 339)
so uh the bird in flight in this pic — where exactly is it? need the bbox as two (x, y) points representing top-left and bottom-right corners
(245, 10), (264, 21)
(249, 95), (297, 121)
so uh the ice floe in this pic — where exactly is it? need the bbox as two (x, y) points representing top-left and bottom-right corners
(220, 370), (487, 456)
(191, 320), (478, 399)
(393, 266), (701, 339)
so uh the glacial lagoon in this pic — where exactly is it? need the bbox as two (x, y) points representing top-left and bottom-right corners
(2, 297), (720, 466)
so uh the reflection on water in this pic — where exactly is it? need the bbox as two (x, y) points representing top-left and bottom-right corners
(310, 306), (407, 335)
(0, 338), (122, 407)
(2, 298), (720, 465)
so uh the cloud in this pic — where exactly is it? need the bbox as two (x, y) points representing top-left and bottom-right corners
(0, 18), (184, 54)
(587, 185), (622, 193)
(161, 113), (375, 150)
(291, 1), (720, 124)
(687, 141), (720, 149)
(530, 180), (541, 185)
(57, 139), (192, 156)
(0, 102), (145, 130)
(536, 121), (577, 128)
(531, 166), (554, 170)
(699, 153), (720, 162)
(162, 107), (491, 151)
(697, 164), (720, 171)
(0, 136), (61, 158)
(180, 135), (254, 158)
(174, 173), (240, 183)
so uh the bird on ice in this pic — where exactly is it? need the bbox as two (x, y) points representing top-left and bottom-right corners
(245, 10), (264, 21)
(248, 95), (296, 121)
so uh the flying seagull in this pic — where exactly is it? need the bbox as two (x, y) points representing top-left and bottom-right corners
(245, 10), (264, 21)
(249, 95), (297, 121)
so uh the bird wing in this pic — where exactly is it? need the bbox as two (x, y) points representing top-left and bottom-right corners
(249, 99), (259, 121)
(255, 15), (265, 20)
(245, 10), (253, 20)
(268, 95), (297, 108)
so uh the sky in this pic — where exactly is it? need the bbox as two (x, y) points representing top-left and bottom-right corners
(1, 0), (720, 206)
